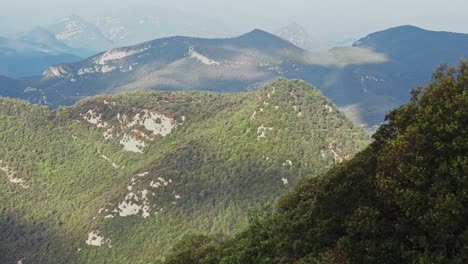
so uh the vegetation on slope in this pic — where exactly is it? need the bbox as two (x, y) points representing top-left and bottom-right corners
(164, 62), (468, 263)
(0, 79), (369, 263)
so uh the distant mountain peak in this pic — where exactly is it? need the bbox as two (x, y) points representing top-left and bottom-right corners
(241, 29), (277, 38)
(19, 27), (59, 43)
(48, 15), (112, 55)
(352, 24), (468, 50)
(235, 28), (304, 51)
(277, 23), (309, 35)
(56, 14), (85, 23)
(392, 25), (424, 30)
(274, 23), (325, 51)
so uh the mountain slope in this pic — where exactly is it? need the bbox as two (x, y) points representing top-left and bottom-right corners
(0, 76), (26, 99)
(338, 25), (468, 129)
(0, 28), (81, 77)
(3, 25), (467, 130)
(164, 63), (468, 263)
(16, 29), (384, 108)
(274, 23), (326, 51)
(48, 15), (113, 56)
(20, 29), (309, 106)
(0, 79), (370, 263)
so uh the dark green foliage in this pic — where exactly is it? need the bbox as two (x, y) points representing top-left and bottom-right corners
(374, 62), (468, 262)
(0, 79), (369, 263)
(166, 62), (468, 263)
(164, 233), (222, 264)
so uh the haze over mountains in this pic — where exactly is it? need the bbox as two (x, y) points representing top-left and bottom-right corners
(1, 25), (466, 130)
(0, 27), (81, 77)
(48, 15), (113, 57)
(93, 5), (233, 47)
(274, 23), (327, 51)
(1, 2), (467, 263)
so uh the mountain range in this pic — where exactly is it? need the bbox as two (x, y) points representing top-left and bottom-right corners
(1, 25), (466, 130)
(0, 79), (370, 262)
(93, 5), (234, 47)
(1, 28), (385, 119)
(274, 23), (327, 51)
(0, 27), (81, 77)
(1, 15), (466, 262)
(48, 15), (113, 56)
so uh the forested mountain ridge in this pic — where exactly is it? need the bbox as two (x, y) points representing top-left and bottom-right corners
(2, 25), (467, 131)
(163, 62), (468, 263)
(0, 79), (370, 263)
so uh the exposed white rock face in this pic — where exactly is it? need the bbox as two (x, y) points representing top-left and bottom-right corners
(325, 104), (334, 113)
(117, 192), (142, 216)
(103, 129), (113, 140)
(117, 189), (152, 218)
(82, 110), (108, 128)
(187, 46), (220, 65)
(80, 107), (178, 153)
(42, 65), (69, 79)
(97, 150), (120, 169)
(257, 125), (274, 140)
(78, 67), (94, 75)
(120, 65), (134, 73)
(86, 230), (106, 246)
(150, 181), (160, 188)
(119, 110), (178, 152)
(128, 110), (177, 136)
(120, 133), (146, 153)
(73, 46), (150, 76)
(329, 142), (343, 163)
(150, 177), (169, 188)
(137, 172), (149, 177)
(99, 172), (155, 218)
(142, 112), (175, 136)
(101, 65), (117, 73)
(0, 161), (29, 189)
(281, 178), (289, 185)
(250, 111), (257, 120)
(140, 190), (151, 218)
(95, 46), (150, 65)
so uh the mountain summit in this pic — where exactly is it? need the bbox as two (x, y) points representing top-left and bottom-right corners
(48, 15), (113, 56)
(19, 29), (307, 106)
(274, 23), (325, 51)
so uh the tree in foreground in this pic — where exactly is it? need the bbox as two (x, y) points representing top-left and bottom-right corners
(164, 61), (468, 263)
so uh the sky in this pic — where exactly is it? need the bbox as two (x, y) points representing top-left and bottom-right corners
(1, 0), (467, 42)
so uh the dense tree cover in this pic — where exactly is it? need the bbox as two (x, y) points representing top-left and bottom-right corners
(164, 62), (468, 263)
(0, 79), (369, 263)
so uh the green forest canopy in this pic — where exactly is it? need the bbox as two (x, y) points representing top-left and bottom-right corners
(164, 62), (468, 264)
